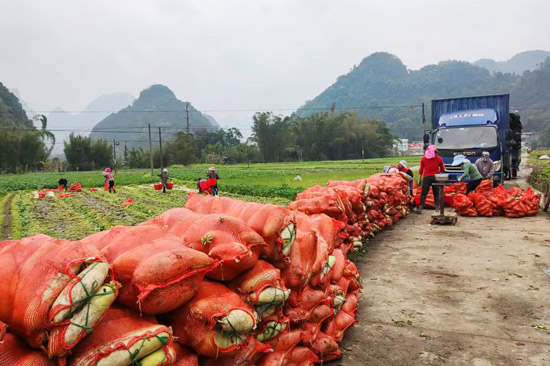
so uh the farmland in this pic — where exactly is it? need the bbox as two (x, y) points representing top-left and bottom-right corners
(0, 156), (420, 240)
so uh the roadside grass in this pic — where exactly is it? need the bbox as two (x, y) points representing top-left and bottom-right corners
(527, 150), (550, 191)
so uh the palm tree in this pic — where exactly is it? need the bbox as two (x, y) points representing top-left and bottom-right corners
(33, 114), (56, 158)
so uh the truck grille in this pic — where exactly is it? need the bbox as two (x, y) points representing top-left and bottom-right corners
(444, 164), (463, 173)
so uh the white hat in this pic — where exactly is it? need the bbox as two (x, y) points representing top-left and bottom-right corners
(399, 160), (408, 169)
(163, 168), (168, 172)
(451, 154), (466, 166)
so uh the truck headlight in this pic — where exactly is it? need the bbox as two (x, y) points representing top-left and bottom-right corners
(493, 161), (501, 172)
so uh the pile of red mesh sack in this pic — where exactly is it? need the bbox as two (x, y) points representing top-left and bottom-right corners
(0, 172), (416, 366)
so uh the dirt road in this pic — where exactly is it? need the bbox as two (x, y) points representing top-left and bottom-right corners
(335, 167), (550, 365)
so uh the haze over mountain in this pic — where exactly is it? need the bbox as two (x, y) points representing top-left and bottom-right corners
(90, 85), (219, 150)
(43, 92), (135, 156)
(474, 50), (550, 74)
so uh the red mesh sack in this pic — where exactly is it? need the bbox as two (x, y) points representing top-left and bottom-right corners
(328, 178), (369, 195)
(341, 291), (359, 315)
(281, 229), (317, 290)
(256, 329), (304, 366)
(0, 234), (118, 359)
(289, 194), (346, 220)
(229, 260), (290, 319)
(202, 337), (271, 366)
(521, 188), (541, 216)
(68, 306), (176, 366)
(295, 212), (342, 252)
(0, 332), (57, 366)
(297, 185), (356, 219)
(285, 346), (320, 365)
(147, 208), (265, 281)
(284, 285), (327, 322)
(173, 344), (198, 366)
(342, 260), (362, 292)
(468, 192), (495, 217)
(168, 281), (257, 358)
(0, 320), (5, 341)
(476, 179), (493, 195)
(81, 224), (218, 314)
(323, 310), (357, 343)
(301, 304), (334, 343)
(184, 193), (296, 265)
(453, 194), (477, 216)
(310, 331), (341, 362)
(508, 187), (523, 197)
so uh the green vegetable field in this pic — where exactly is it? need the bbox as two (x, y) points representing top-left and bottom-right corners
(0, 156), (420, 241)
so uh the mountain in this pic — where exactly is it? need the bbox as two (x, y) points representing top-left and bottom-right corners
(474, 50), (550, 74)
(9, 88), (37, 121)
(90, 85), (219, 150)
(297, 52), (516, 140)
(0, 83), (31, 128)
(46, 92), (134, 156)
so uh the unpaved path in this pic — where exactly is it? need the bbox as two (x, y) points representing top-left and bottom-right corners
(335, 159), (550, 365)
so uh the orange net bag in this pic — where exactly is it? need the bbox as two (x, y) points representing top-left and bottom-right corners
(168, 281), (257, 358)
(147, 208), (265, 281)
(0, 234), (118, 359)
(453, 194), (477, 216)
(184, 193), (296, 265)
(0, 332), (57, 366)
(68, 306), (176, 366)
(80, 224), (218, 314)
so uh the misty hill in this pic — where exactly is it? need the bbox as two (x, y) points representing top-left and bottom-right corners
(474, 50), (550, 74)
(297, 52), (550, 140)
(0, 83), (31, 128)
(9, 88), (36, 120)
(46, 92), (135, 156)
(90, 85), (219, 149)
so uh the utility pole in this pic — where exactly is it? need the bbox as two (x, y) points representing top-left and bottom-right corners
(422, 102), (427, 149)
(148, 123), (154, 176)
(186, 102), (190, 134)
(158, 127), (164, 169)
(112, 139), (117, 173)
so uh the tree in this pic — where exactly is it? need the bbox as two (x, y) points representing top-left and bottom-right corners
(251, 112), (293, 162)
(64, 134), (113, 170)
(165, 132), (199, 165)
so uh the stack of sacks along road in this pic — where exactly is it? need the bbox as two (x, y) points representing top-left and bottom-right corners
(0, 234), (119, 364)
(182, 172), (410, 364)
(0, 172), (413, 366)
(454, 181), (541, 218)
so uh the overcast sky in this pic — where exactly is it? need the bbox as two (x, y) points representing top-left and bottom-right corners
(1, 0), (549, 134)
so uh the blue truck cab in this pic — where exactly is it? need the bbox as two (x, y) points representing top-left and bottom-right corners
(429, 94), (510, 183)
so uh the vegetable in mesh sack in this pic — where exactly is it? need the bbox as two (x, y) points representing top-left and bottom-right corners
(310, 331), (341, 362)
(147, 208), (265, 281)
(301, 304), (334, 343)
(0, 331), (57, 366)
(80, 224), (218, 314)
(468, 192), (494, 217)
(288, 194), (346, 220)
(202, 337), (271, 366)
(322, 310), (357, 343)
(328, 178), (370, 195)
(68, 306), (176, 366)
(284, 285), (327, 323)
(281, 229), (317, 290)
(229, 260), (290, 319)
(0, 234), (118, 359)
(297, 186), (356, 219)
(184, 193), (296, 264)
(453, 194), (477, 216)
(173, 344), (198, 366)
(475, 179), (493, 195)
(168, 281), (257, 358)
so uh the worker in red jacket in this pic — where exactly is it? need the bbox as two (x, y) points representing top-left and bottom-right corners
(415, 145), (445, 214)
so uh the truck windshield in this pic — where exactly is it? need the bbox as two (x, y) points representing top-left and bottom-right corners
(435, 126), (498, 150)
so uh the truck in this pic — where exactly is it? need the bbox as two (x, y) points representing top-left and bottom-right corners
(427, 94), (514, 183)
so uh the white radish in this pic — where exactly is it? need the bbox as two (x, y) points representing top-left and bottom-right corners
(281, 223), (296, 257)
(95, 330), (171, 366)
(218, 310), (255, 333)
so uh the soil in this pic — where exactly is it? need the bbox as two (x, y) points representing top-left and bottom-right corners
(333, 158), (550, 365)
(1, 193), (15, 240)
